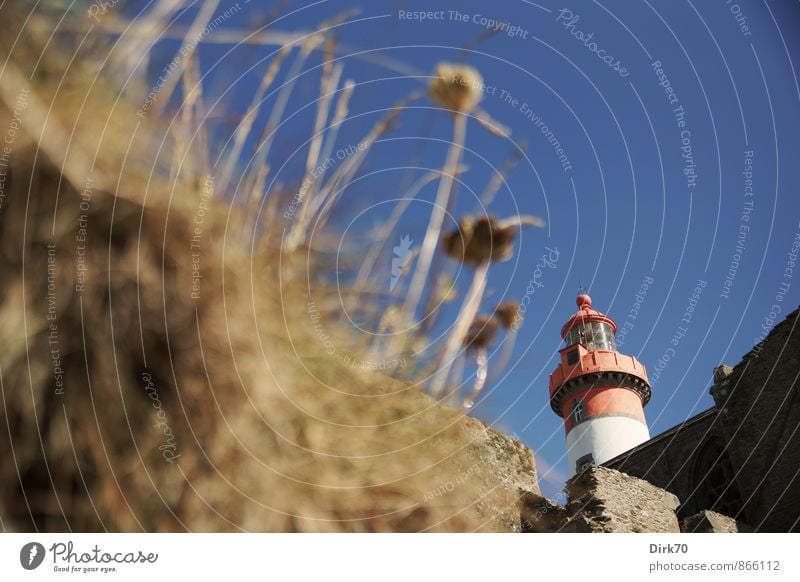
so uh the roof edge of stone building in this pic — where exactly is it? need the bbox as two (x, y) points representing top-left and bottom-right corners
(710, 306), (799, 406)
(739, 306), (800, 364)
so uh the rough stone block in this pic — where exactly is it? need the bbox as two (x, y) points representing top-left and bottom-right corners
(681, 510), (743, 533)
(565, 466), (680, 532)
(520, 492), (569, 532)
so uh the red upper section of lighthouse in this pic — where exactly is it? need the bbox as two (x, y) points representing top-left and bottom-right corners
(560, 293), (617, 339)
(548, 293), (651, 415)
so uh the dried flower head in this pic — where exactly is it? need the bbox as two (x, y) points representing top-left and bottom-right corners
(442, 215), (517, 267)
(463, 315), (499, 350)
(428, 63), (484, 113)
(494, 302), (520, 330)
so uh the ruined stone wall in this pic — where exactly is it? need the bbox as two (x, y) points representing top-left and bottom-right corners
(521, 466), (682, 533)
(681, 510), (745, 533)
(605, 308), (800, 532)
(562, 466), (680, 532)
(605, 410), (718, 519)
(710, 308), (800, 531)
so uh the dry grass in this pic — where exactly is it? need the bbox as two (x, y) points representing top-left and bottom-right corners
(0, 2), (539, 532)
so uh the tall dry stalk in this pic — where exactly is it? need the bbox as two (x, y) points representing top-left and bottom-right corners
(285, 38), (343, 249)
(486, 301), (523, 384)
(287, 91), (422, 252)
(463, 348), (489, 409)
(309, 78), (355, 196)
(349, 166), (467, 313)
(398, 63), (510, 349)
(217, 46), (290, 194)
(240, 14), (340, 201)
(154, 0), (223, 113)
(429, 260), (489, 397)
(400, 111), (467, 327)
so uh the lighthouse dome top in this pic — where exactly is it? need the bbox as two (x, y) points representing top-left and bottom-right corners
(560, 293), (618, 346)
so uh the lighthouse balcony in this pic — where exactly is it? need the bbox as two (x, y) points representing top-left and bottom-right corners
(548, 343), (651, 409)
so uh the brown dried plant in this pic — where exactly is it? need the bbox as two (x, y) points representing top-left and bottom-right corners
(0, 2), (538, 533)
(428, 63), (484, 114)
(430, 215), (541, 398)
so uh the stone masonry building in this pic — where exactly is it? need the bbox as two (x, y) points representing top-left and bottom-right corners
(605, 307), (800, 532)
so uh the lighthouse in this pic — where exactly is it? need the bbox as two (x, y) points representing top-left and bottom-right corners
(549, 293), (652, 475)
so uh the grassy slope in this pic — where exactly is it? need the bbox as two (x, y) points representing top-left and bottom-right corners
(0, 13), (538, 532)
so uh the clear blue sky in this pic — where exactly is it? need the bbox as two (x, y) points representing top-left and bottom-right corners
(139, 0), (800, 499)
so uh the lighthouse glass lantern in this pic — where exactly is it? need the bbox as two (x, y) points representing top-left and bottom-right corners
(549, 294), (652, 475)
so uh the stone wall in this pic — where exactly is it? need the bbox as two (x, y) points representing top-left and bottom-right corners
(605, 307), (800, 532)
(562, 466), (680, 532)
(520, 492), (570, 532)
(521, 466), (682, 533)
(605, 409), (718, 519)
(681, 510), (743, 533)
(457, 417), (541, 531)
(710, 308), (800, 531)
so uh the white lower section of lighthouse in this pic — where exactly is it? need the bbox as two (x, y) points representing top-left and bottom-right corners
(566, 415), (650, 476)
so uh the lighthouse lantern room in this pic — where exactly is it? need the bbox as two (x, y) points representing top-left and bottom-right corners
(549, 293), (652, 475)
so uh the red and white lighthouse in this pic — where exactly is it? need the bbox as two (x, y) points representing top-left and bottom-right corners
(549, 293), (652, 475)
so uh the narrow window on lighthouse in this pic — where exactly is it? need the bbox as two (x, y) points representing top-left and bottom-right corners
(570, 400), (585, 424)
(576, 454), (595, 473)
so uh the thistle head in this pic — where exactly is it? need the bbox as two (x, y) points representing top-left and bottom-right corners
(463, 315), (499, 350)
(494, 301), (521, 330)
(428, 63), (484, 114)
(442, 215), (517, 267)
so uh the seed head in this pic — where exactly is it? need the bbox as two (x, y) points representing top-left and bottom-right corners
(494, 301), (520, 330)
(428, 63), (484, 114)
(463, 315), (499, 350)
(442, 215), (517, 267)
